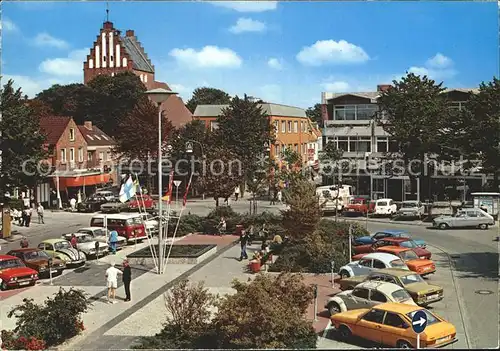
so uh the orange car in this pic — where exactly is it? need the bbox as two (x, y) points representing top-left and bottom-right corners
(331, 302), (457, 348)
(352, 246), (435, 276)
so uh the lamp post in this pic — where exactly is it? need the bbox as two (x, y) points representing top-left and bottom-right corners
(186, 140), (206, 199)
(144, 88), (178, 275)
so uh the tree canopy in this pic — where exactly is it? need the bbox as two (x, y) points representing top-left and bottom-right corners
(186, 87), (232, 113)
(305, 103), (323, 127)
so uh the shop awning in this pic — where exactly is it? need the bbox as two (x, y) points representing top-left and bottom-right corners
(49, 171), (111, 190)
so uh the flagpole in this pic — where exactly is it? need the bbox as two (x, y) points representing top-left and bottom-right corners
(162, 171), (175, 271)
(158, 108), (164, 275)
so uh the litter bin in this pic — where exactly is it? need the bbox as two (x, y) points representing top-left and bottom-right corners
(235, 224), (244, 236)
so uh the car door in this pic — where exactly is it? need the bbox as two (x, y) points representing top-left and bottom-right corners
(354, 309), (385, 344)
(44, 243), (55, 257)
(355, 258), (373, 275)
(451, 212), (466, 227)
(368, 289), (388, 308)
(380, 312), (412, 347)
(465, 210), (480, 226)
(345, 287), (371, 310)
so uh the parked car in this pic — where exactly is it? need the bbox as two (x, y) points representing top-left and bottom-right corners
(342, 196), (375, 216)
(61, 233), (109, 257)
(6, 248), (66, 277)
(353, 246), (435, 276)
(0, 255), (39, 290)
(139, 213), (159, 234)
(339, 268), (444, 306)
(330, 303), (457, 348)
(355, 229), (426, 248)
(433, 208), (494, 230)
(397, 201), (425, 219)
(77, 194), (108, 212)
(90, 213), (147, 243)
(325, 281), (416, 315)
(100, 197), (129, 213)
(375, 238), (431, 259)
(37, 239), (86, 266)
(76, 227), (127, 250)
(338, 253), (409, 278)
(129, 195), (157, 212)
(373, 198), (398, 217)
(94, 190), (116, 201)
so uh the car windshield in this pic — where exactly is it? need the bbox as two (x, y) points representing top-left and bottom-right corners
(24, 251), (49, 260)
(400, 250), (419, 260)
(406, 309), (440, 326)
(377, 201), (388, 206)
(0, 259), (25, 269)
(78, 235), (93, 243)
(54, 241), (71, 250)
(400, 273), (425, 285)
(402, 202), (417, 208)
(390, 259), (407, 268)
(92, 229), (106, 237)
(400, 240), (418, 248)
(391, 289), (412, 302)
(351, 199), (364, 204)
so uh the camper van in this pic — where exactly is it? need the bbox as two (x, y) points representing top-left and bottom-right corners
(316, 185), (353, 215)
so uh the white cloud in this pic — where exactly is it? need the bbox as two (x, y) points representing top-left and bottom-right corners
(33, 32), (69, 49)
(169, 46), (242, 69)
(2, 18), (18, 32)
(229, 18), (266, 34)
(169, 83), (193, 100)
(2, 74), (68, 98)
(267, 57), (283, 70)
(208, 1), (277, 12)
(426, 53), (453, 69)
(296, 40), (370, 66)
(39, 48), (89, 76)
(321, 81), (350, 92)
(258, 84), (282, 102)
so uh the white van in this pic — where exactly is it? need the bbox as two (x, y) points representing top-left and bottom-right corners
(317, 185), (353, 214)
(90, 213), (147, 243)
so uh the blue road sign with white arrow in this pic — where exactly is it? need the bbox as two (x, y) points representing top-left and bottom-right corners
(412, 310), (428, 334)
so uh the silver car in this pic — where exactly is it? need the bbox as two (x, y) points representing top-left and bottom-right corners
(398, 201), (425, 219)
(76, 227), (127, 250)
(433, 208), (494, 230)
(61, 233), (109, 257)
(324, 281), (416, 315)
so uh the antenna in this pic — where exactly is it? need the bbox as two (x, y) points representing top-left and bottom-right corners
(106, 2), (109, 22)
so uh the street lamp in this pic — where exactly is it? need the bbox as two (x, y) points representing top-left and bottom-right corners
(144, 88), (178, 275)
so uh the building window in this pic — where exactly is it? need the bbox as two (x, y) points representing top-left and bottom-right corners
(376, 137), (388, 153)
(69, 128), (75, 141)
(336, 137), (348, 151)
(275, 144), (280, 155)
(334, 105), (356, 120)
(99, 152), (104, 162)
(60, 148), (67, 163)
(144, 75), (148, 83)
(273, 121), (279, 134)
(294, 144), (298, 152)
(210, 121), (219, 131)
(333, 104), (378, 120)
(69, 148), (75, 162)
(349, 136), (371, 152)
(110, 56), (114, 62)
(281, 121), (286, 133)
(78, 148), (84, 162)
(449, 101), (467, 111)
(293, 121), (298, 133)
(288, 121), (292, 133)
(87, 152), (93, 161)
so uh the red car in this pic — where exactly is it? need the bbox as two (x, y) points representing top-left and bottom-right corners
(353, 237), (432, 259)
(128, 195), (157, 212)
(343, 197), (375, 216)
(0, 255), (39, 291)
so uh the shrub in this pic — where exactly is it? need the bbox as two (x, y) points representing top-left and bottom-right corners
(2, 288), (90, 348)
(1, 331), (46, 350)
(202, 207), (242, 234)
(168, 213), (203, 236)
(213, 273), (317, 349)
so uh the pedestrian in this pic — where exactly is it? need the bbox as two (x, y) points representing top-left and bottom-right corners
(20, 236), (29, 248)
(234, 186), (240, 201)
(20, 208), (27, 227)
(24, 207), (32, 227)
(22, 195), (30, 209)
(109, 230), (118, 254)
(70, 234), (78, 248)
(277, 189), (283, 204)
(239, 229), (249, 261)
(37, 203), (44, 224)
(70, 197), (77, 211)
(269, 187), (276, 205)
(217, 217), (226, 236)
(105, 262), (122, 304)
(122, 259), (132, 302)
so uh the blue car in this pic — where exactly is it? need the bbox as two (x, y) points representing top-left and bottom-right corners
(355, 229), (426, 248)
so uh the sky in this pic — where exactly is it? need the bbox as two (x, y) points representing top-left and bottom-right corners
(2, 0), (498, 108)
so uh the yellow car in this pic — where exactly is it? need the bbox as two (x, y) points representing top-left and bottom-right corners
(331, 302), (457, 348)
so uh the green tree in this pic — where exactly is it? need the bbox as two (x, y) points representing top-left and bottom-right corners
(319, 140), (344, 185)
(186, 87), (232, 113)
(306, 103), (323, 126)
(0, 80), (48, 193)
(375, 73), (451, 200)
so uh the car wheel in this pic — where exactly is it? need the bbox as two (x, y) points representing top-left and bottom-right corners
(396, 340), (413, 349)
(438, 223), (448, 230)
(337, 325), (352, 340)
(479, 223), (488, 230)
(339, 270), (350, 279)
(0, 281), (8, 291)
(328, 302), (342, 315)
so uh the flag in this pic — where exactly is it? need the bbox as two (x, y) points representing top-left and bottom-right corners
(182, 174), (193, 207)
(161, 170), (175, 201)
(119, 176), (137, 203)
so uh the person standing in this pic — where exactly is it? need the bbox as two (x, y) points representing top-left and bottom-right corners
(239, 229), (249, 261)
(122, 259), (132, 302)
(234, 186), (240, 201)
(105, 263), (122, 304)
(70, 234), (78, 248)
(277, 189), (283, 204)
(37, 203), (44, 224)
(109, 230), (118, 254)
(70, 197), (77, 211)
(217, 217), (226, 236)
(24, 207), (32, 227)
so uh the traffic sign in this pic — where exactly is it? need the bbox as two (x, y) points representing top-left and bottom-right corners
(411, 310), (427, 334)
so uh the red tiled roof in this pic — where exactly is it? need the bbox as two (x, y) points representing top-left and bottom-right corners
(39, 116), (71, 144)
(78, 123), (115, 146)
(152, 81), (171, 90)
(161, 96), (193, 128)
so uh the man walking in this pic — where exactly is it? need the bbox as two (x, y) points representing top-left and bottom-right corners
(37, 203), (44, 224)
(122, 259), (132, 302)
(239, 229), (249, 261)
(105, 262), (122, 304)
(234, 186), (240, 201)
(109, 230), (118, 254)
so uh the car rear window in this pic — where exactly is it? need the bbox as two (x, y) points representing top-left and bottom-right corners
(400, 273), (425, 285)
(377, 201), (387, 206)
(390, 259), (407, 268)
(391, 289), (412, 302)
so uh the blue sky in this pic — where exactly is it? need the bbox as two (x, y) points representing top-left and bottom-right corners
(2, 1), (498, 108)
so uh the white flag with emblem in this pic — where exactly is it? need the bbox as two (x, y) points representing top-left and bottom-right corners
(119, 176), (137, 203)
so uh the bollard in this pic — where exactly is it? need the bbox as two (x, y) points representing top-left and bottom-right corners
(313, 284), (318, 322)
(48, 258), (53, 285)
(330, 261), (335, 288)
(95, 241), (100, 264)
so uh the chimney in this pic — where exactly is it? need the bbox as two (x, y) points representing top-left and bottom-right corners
(84, 121), (92, 130)
(126, 30), (135, 37)
(377, 84), (391, 92)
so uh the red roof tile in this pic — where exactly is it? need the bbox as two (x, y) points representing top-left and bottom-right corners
(39, 116), (71, 144)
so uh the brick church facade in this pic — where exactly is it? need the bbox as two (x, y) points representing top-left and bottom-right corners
(83, 21), (193, 127)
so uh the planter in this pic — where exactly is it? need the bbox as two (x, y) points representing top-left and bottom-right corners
(249, 260), (261, 273)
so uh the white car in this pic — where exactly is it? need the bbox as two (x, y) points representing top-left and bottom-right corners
(324, 281), (416, 315)
(338, 252), (409, 278)
(374, 198), (398, 217)
(61, 233), (109, 257)
(76, 227), (127, 250)
(398, 201), (425, 219)
(140, 213), (159, 235)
